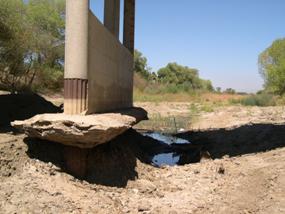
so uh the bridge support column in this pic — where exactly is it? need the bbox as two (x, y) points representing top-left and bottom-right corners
(123, 0), (135, 54)
(104, 0), (120, 39)
(63, 0), (89, 178)
(64, 0), (89, 115)
(64, 146), (89, 178)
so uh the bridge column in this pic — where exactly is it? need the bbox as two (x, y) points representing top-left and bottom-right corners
(64, 0), (89, 114)
(123, 0), (135, 54)
(104, 0), (120, 39)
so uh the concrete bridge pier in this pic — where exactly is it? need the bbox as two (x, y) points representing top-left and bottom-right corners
(104, 0), (121, 39)
(62, 0), (136, 178)
(64, 0), (89, 115)
(12, 0), (143, 179)
(124, 0), (135, 54)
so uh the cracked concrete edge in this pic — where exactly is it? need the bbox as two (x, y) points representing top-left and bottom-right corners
(11, 107), (148, 148)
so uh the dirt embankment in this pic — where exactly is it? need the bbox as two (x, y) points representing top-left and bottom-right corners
(0, 94), (284, 213)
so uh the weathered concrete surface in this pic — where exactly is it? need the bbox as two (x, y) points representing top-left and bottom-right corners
(123, 0), (135, 53)
(63, 3), (135, 114)
(64, 0), (89, 80)
(11, 107), (147, 148)
(88, 12), (134, 113)
(64, 0), (89, 114)
(104, 0), (120, 39)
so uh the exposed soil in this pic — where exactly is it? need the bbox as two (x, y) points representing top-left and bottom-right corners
(0, 93), (62, 131)
(191, 105), (285, 129)
(136, 102), (192, 117)
(0, 95), (284, 213)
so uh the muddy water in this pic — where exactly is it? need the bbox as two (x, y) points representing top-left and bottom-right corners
(143, 132), (198, 167)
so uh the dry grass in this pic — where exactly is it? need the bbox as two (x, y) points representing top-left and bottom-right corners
(134, 92), (248, 132)
(134, 114), (193, 133)
(134, 90), (243, 103)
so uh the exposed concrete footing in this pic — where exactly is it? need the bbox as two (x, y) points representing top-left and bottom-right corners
(63, 146), (89, 178)
(12, 107), (147, 148)
(12, 107), (147, 178)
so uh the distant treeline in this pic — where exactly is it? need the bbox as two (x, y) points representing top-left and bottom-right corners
(134, 50), (232, 94)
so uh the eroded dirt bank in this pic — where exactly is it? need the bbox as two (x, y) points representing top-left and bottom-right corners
(0, 96), (285, 213)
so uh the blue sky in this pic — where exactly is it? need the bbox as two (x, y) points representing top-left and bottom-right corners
(90, 0), (285, 92)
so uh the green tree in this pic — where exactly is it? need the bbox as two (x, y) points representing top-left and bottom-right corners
(200, 79), (214, 91)
(259, 38), (285, 94)
(134, 49), (152, 80)
(0, 0), (65, 93)
(216, 87), (222, 93)
(157, 62), (213, 92)
(158, 63), (198, 85)
(224, 88), (236, 94)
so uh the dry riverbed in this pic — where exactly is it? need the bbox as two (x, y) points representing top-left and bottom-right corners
(0, 96), (285, 213)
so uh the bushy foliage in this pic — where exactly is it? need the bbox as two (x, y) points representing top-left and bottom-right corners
(134, 50), (214, 94)
(224, 88), (236, 94)
(230, 93), (276, 106)
(134, 50), (152, 80)
(157, 63), (214, 92)
(216, 87), (222, 93)
(158, 63), (199, 87)
(259, 38), (285, 95)
(0, 0), (65, 93)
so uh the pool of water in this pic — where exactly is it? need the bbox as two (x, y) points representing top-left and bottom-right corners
(143, 132), (190, 145)
(143, 132), (200, 167)
(152, 153), (180, 166)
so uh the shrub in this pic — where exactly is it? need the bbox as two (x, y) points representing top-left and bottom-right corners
(0, 0), (65, 93)
(233, 94), (276, 106)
